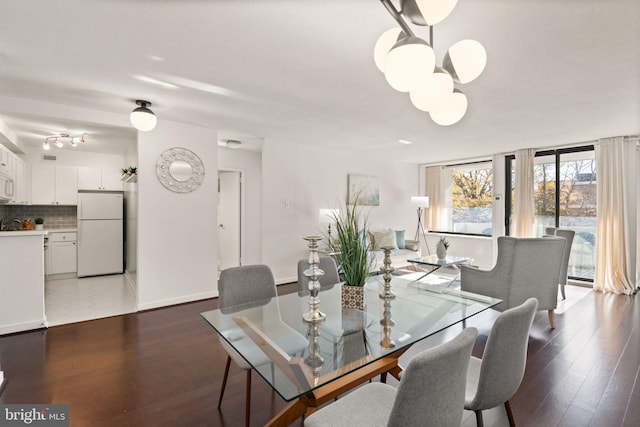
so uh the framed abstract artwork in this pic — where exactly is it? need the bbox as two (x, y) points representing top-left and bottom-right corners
(348, 174), (380, 206)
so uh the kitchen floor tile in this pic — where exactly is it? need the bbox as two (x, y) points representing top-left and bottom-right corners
(45, 274), (137, 326)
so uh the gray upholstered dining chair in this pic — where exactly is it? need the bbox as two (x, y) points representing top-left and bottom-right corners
(460, 236), (565, 328)
(304, 327), (478, 427)
(464, 298), (538, 427)
(544, 227), (576, 300)
(217, 264), (307, 427)
(297, 256), (341, 296)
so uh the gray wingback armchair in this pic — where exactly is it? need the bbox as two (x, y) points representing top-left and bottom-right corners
(544, 227), (576, 300)
(460, 236), (566, 328)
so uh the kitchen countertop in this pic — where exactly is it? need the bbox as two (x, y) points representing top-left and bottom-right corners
(45, 228), (77, 233)
(0, 230), (47, 237)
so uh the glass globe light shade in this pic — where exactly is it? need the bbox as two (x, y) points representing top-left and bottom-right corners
(429, 89), (468, 126)
(401, 0), (458, 26)
(409, 69), (454, 112)
(384, 37), (435, 93)
(442, 39), (487, 84)
(374, 28), (404, 73)
(130, 107), (157, 132)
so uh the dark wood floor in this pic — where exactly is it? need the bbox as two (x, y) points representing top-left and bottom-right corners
(0, 283), (638, 427)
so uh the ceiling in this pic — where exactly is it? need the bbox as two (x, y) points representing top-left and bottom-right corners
(0, 0), (638, 163)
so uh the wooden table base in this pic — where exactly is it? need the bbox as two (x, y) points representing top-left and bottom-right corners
(264, 356), (401, 427)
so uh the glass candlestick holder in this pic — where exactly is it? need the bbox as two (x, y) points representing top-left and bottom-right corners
(302, 236), (326, 323)
(379, 246), (396, 299)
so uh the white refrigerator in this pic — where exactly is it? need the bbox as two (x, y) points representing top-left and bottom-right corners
(77, 192), (124, 277)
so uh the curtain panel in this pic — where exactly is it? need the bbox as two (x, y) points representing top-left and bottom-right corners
(512, 148), (535, 237)
(425, 166), (445, 231)
(594, 137), (637, 295)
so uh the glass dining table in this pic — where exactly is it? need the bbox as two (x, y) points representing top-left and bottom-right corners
(201, 274), (501, 427)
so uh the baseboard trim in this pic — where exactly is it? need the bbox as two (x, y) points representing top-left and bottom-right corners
(276, 276), (297, 286)
(0, 319), (47, 336)
(137, 291), (219, 311)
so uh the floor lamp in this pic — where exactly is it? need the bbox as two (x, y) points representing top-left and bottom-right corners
(411, 196), (430, 255)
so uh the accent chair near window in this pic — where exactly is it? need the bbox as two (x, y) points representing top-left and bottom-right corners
(460, 236), (565, 328)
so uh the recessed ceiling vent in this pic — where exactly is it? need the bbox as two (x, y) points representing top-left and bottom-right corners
(223, 139), (242, 148)
(42, 154), (57, 161)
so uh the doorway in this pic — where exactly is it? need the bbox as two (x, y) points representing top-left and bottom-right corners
(218, 170), (243, 275)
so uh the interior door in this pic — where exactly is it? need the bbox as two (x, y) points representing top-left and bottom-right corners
(218, 171), (241, 273)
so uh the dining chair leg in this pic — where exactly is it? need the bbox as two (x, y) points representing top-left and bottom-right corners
(217, 356), (232, 408)
(560, 283), (566, 300)
(548, 310), (555, 329)
(505, 400), (516, 427)
(474, 409), (484, 427)
(245, 370), (251, 427)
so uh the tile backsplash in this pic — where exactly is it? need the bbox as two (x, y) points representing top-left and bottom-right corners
(0, 205), (77, 229)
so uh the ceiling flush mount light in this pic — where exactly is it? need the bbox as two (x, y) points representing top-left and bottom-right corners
(43, 133), (87, 150)
(130, 100), (157, 131)
(376, 0), (486, 125)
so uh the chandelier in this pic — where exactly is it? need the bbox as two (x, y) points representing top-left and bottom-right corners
(43, 133), (87, 150)
(375, 0), (487, 125)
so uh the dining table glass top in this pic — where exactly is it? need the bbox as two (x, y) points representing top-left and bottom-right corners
(407, 254), (472, 267)
(201, 274), (501, 402)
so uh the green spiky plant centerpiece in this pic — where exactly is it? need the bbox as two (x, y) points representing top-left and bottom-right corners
(328, 196), (373, 309)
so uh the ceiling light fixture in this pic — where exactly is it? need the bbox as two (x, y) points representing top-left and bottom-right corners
(376, 0), (486, 125)
(130, 100), (157, 131)
(42, 133), (87, 150)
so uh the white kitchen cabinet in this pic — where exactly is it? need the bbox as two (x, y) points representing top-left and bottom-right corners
(0, 145), (15, 178)
(77, 167), (123, 191)
(31, 165), (78, 205)
(10, 157), (31, 204)
(46, 232), (77, 275)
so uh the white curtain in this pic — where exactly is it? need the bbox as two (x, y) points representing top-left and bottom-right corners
(512, 148), (535, 237)
(425, 166), (445, 231)
(594, 137), (637, 295)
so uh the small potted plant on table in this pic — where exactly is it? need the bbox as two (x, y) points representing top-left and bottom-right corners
(35, 217), (44, 231)
(329, 196), (372, 310)
(436, 236), (449, 260)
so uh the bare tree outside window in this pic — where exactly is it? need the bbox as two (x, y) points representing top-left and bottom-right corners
(450, 167), (493, 235)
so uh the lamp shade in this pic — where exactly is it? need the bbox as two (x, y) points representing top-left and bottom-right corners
(401, 0), (458, 26)
(374, 28), (404, 73)
(442, 39), (487, 84)
(411, 196), (430, 208)
(429, 89), (468, 126)
(384, 36), (435, 92)
(409, 68), (454, 112)
(130, 100), (157, 131)
(319, 209), (339, 224)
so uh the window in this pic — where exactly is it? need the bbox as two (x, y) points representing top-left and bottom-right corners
(506, 146), (596, 281)
(432, 161), (493, 236)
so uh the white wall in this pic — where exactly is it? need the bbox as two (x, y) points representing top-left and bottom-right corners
(0, 233), (46, 335)
(137, 120), (218, 310)
(124, 141), (138, 292)
(23, 147), (124, 169)
(218, 147), (262, 266)
(262, 140), (419, 284)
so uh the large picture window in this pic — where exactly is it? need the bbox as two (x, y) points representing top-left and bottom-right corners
(506, 146), (596, 281)
(429, 161), (493, 236)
